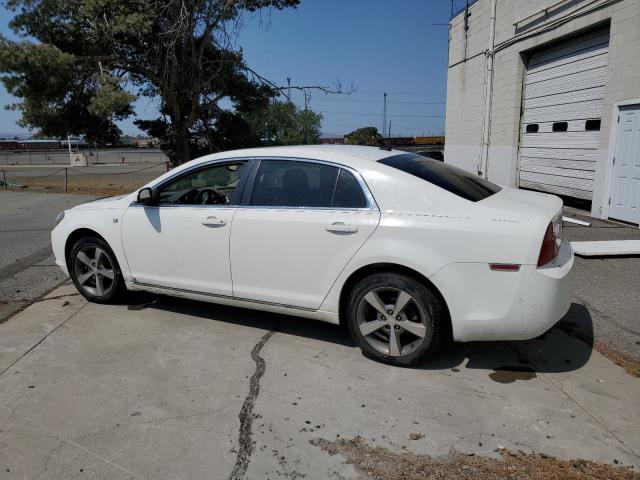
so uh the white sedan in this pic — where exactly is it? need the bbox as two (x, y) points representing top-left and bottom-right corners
(51, 145), (573, 365)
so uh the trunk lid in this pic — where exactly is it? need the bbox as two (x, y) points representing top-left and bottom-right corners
(480, 186), (562, 222)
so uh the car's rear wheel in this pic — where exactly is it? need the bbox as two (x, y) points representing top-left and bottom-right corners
(69, 236), (125, 303)
(346, 273), (445, 366)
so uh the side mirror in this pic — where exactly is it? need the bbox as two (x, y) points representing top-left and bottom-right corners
(137, 187), (155, 206)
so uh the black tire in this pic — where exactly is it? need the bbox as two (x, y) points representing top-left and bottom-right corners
(68, 236), (126, 303)
(346, 273), (445, 366)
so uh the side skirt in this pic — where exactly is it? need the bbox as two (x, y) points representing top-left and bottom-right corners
(126, 281), (340, 325)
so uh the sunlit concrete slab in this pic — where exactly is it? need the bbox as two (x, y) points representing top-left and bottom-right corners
(1, 286), (639, 479)
(571, 240), (640, 256)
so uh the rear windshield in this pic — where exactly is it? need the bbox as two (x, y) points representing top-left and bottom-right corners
(378, 153), (501, 202)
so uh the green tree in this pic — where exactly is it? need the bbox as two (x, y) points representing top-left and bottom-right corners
(345, 126), (382, 146)
(244, 100), (322, 145)
(0, 0), (299, 163)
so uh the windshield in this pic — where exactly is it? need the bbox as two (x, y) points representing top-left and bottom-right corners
(378, 153), (501, 202)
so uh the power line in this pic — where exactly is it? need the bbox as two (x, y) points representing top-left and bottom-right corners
(319, 110), (445, 118)
(323, 122), (441, 130)
(355, 89), (446, 97)
(313, 98), (446, 105)
(323, 125), (437, 131)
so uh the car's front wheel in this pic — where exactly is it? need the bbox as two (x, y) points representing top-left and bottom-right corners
(346, 273), (445, 366)
(69, 236), (125, 303)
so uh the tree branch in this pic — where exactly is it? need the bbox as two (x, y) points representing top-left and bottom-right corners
(243, 65), (356, 96)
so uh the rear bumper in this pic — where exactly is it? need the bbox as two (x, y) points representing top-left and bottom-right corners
(431, 239), (574, 342)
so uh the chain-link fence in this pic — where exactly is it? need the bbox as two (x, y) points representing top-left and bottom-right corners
(0, 162), (169, 196)
(0, 149), (168, 165)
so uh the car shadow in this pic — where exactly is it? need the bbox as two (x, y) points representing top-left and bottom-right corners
(134, 294), (593, 375)
(419, 303), (594, 376)
(133, 293), (355, 348)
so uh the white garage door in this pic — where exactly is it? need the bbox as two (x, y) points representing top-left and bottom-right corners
(518, 27), (610, 199)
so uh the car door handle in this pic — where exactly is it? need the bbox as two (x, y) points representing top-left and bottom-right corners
(325, 222), (358, 234)
(202, 216), (226, 227)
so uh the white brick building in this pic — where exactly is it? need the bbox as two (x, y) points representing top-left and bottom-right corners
(445, 0), (640, 224)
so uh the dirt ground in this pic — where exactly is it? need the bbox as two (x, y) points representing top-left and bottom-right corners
(594, 342), (640, 377)
(312, 436), (639, 480)
(2, 163), (167, 196)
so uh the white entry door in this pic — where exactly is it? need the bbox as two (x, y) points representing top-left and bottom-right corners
(609, 105), (640, 225)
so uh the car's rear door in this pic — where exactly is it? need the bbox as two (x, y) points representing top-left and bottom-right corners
(121, 160), (251, 296)
(229, 158), (380, 310)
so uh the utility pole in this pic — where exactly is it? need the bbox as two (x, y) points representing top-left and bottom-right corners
(286, 76), (292, 103)
(382, 92), (388, 137)
(388, 120), (392, 139)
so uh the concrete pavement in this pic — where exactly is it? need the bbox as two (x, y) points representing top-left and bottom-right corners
(563, 207), (640, 362)
(0, 192), (96, 322)
(0, 284), (639, 479)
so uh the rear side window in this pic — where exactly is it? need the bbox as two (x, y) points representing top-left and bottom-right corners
(251, 160), (338, 207)
(249, 160), (371, 209)
(378, 153), (501, 202)
(333, 169), (368, 208)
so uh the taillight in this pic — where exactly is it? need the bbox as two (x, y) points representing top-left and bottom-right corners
(537, 222), (559, 267)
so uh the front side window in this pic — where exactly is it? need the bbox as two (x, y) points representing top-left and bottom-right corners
(158, 161), (248, 205)
(379, 153), (501, 202)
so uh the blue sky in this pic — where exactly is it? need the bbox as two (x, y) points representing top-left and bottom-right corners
(0, 0), (455, 138)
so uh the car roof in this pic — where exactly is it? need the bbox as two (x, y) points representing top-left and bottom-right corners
(192, 144), (409, 169)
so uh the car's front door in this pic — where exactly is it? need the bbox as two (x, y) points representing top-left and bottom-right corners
(230, 159), (380, 310)
(121, 160), (250, 295)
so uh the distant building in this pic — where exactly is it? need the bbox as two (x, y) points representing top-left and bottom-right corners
(445, 0), (640, 224)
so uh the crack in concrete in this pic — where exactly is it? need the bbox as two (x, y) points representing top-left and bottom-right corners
(1, 404), (150, 480)
(547, 375), (640, 462)
(507, 342), (640, 462)
(228, 327), (277, 480)
(0, 280), (76, 325)
(33, 438), (64, 480)
(72, 401), (238, 443)
(0, 302), (87, 376)
(31, 292), (81, 303)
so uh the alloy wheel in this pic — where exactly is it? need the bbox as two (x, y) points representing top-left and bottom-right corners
(356, 287), (430, 357)
(73, 245), (116, 297)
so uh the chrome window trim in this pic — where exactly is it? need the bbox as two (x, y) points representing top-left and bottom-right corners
(129, 203), (240, 210)
(151, 156), (256, 191)
(132, 155), (380, 211)
(245, 156), (379, 212)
